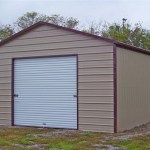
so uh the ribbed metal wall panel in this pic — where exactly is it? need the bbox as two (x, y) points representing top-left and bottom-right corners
(0, 24), (114, 132)
(117, 47), (150, 131)
(14, 56), (77, 129)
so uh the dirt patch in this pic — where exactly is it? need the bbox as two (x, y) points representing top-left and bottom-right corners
(12, 143), (48, 150)
(103, 122), (150, 141)
(90, 122), (150, 149)
(27, 144), (48, 149)
(28, 129), (79, 138)
(93, 144), (127, 150)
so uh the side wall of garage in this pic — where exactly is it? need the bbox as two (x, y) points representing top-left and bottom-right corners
(116, 47), (150, 131)
(0, 25), (114, 132)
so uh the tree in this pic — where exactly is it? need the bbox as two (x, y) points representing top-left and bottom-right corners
(81, 21), (102, 35)
(100, 21), (150, 49)
(2, 13), (150, 50)
(15, 12), (52, 30)
(48, 15), (79, 29)
(0, 24), (14, 40)
(15, 12), (79, 30)
(83, 19), (150, 50)
(64, 17), (79, 29)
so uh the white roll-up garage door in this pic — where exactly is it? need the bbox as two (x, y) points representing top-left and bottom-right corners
(14, 56), (77, 129)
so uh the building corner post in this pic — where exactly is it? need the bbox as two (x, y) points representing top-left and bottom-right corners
(113, 43), (117, 133)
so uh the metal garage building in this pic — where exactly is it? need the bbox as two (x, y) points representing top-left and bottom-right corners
(0, 22), (150, 133)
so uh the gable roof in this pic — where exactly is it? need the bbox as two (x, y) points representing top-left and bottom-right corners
(0, 21), (150, 55)
(0, 21), (114, 45)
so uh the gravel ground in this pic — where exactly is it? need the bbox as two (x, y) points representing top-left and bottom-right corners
(109, 122), (150, 141)
(9, 122), (150, 150)
(97, 122), (150, 150)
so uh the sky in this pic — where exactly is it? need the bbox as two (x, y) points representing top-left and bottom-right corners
(0, 0), (150, 29)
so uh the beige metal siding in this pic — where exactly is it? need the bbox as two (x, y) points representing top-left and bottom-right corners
(117, 47), (150, 131)
(0, 25), (114, 132)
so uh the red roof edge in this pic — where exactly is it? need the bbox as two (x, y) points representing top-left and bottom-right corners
(42, 22), (114, 43)
(0, 21), (114, 47)
(0, 21), (150, 56)
(0, 22), (44, 46)
(115, 41), (150, 55)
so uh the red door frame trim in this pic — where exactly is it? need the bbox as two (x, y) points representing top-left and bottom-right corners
(113, 43), (117, 133)
(11, 54), (79, 129)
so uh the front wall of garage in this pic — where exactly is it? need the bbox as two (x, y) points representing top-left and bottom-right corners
(0, 25), (114, 132)
(117, 47), (150, 131)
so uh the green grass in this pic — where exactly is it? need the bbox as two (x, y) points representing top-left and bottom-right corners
(0, 128), (104, 150)
(107, 134), (150, 150)
(0, 127), (149, 150)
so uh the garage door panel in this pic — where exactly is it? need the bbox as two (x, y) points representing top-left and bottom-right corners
(14, 56), (77, 129)
(15, 122), (77, 129)
(15, 90), (76, 96)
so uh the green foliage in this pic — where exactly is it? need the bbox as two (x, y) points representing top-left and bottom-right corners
(15, 12), (51, 30)
(1, 12), (150, 50)
(64, 17), (79, 29)
(0, 24), (14, 40)
(0, 12), (79, 40)
(107, 135), (150, 150)
(101, 22), (150, 49)
(15, 12), (79, 30)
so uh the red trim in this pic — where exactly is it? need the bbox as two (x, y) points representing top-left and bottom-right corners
(76, 55), (79, 130)
(0, 21), (113, 47)
(113, 43), (117, 133)
(40, 22), (114, 43)
(0, 22), (44, 47)
(116, 42), (150, 55)
(12, 54), (78, 60)
(11, 58), (14, 126)
(0, 21), (150, 56)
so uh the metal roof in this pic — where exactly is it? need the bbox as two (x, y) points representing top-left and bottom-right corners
(0, 21), (150, 55)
